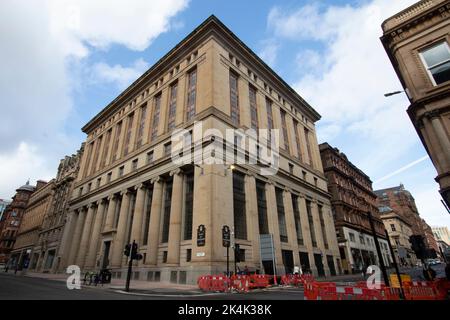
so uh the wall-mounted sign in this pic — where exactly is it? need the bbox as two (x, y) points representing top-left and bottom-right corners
(222, 225), (231, 248)
(197, 224), (206, 247)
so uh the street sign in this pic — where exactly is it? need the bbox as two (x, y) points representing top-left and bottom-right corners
(197, 224), (206, 247)
(222, 225), (231, 247)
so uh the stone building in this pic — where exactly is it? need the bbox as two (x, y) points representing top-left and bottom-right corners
(381, 0), (450, 209)
(379, 206), (417, 267)
(0, 182), (35, 265)
(421, 219), (439, 258)
(60, 15), (341, 284)
(33, 147), (84, 273)
(11, 180), (55, 271)
(319, 143), (391, 274)
(375, 184), (435, 259)
(0, 199), (11, 221)
(432, 226), (450, 245)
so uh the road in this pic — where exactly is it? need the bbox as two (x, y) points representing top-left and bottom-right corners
(0, 273), (304, 300)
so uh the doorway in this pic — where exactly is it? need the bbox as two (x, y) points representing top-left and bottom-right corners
(102, 241), (111, 269)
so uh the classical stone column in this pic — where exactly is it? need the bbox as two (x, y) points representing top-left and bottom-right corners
(57, 210), (77, 272)
(311, 200), (330, 276)
(67, 208), (86, 266)
(85, 199), (106, 269)
(265, 181), (283, 274)
(283, 190), (300, 267)
(167, 169), (184, 265)
(76, 203), (96, 269)
(244, 173), (261, 268)
(103, 195), (117, 232)
(129, 184), (146, 245)
(110, 191), (131, 268)
(298, 196), (317, 275)
(147, 177), (164, 265)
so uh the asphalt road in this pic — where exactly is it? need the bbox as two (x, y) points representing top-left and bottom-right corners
(0, 273), (304, 300)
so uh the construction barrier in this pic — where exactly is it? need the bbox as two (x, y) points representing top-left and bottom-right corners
(281, 274), (315, 287)
(250, 274), (271, 289)
(230, 275), (250, 293)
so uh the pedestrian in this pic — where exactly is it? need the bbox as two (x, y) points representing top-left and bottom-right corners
(445, 261), (450, 281)
(243, 265), (249, 275)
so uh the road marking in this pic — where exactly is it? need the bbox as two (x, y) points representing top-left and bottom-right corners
(114, 290), (226, 298)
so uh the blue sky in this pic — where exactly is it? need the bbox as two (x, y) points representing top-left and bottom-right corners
(1, 0), (448, 228)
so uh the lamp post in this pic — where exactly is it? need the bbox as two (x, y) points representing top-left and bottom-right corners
(367, 210), (390, 287)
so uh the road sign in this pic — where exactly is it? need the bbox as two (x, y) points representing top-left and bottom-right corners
(222, 225), (230, 247)
(197, 224), (206, 247)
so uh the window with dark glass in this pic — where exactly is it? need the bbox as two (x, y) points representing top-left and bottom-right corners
(229, 70), (240, 125)
(266, 98), (274, 143)
(292, 194), (304, 245)
(151, 95), (161, 141)
(90, 135), (102, 175)
(184, 171), (194, 240)
(318, 205), (328, 249)
(147, 150), (154, 164)
(142, 186), (153, 245)
(111, 121), (122, 162)
(123, 113), (134, 156)
(164, 142), (171, 157)
(256, 180), (269, 234)
(118, 166), (124, 177)
(161, 180), (173, 243)
(420, 41), (450, 85)
(304, 128), (313, 167)
(83, 142), (94, 178)
(280, 110), (289, 151)
(167, 82), (178, 130)
(293, 119), (302, 161)
(233, 171), (247, 240)
(306, 200), (317, 247)
(101, 129), (112, 168)
(186, 68), (197, 121)
(249, 85), (258, 130)
(163, 251), (168, 263)
(135, 104), (147, 149)
(132, 159), (138, 171)
(275, 188), (288, 243)
(186, 249), (192, 262)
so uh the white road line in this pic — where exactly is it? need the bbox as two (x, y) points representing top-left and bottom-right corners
(114, 290), (225, 298)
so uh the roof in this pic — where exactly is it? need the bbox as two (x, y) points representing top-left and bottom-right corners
(16, 180), (35, 193)
(82, 15), (321, 134)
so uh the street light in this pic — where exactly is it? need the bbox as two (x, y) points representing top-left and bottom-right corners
(384, 90), (404, 97)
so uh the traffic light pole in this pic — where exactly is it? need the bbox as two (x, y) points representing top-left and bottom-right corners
(367, 210), (390, 287)
(125, 254), (133, 292)
(385, 230), (405, 299)
(226, 246), (229, 277)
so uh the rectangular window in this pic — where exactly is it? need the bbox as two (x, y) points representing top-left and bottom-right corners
(83, 142), (94, 178)
(420, 41), (450, 85)
(391, 224), (396, 232)
(167, 82), (178, 130)
(90, 136), (102, 175)
(249, 85), (258, 130)
(304, 128), (313, 167)
(151, 95), (161, 141)
(266, 98), (274, 143)
(306, 200), (317, 247)
(96, 178), (101, 188)
(293, 120), (302, 161)
(107, 172), (112, 183)
(111, 121), (122, 162)
(289, 163), (294, 175)
(256, 180), (269, 234)
(146, 150), (154, 164)
(359, 234), (365, 245)
(276, 188), (288, 243)
(164, 142), (171, 157)
(161, 180), (173, 243)
(229, 71), (240, 125)
(186, 249), (192, 262)
(233, 171), (247, 240)
(135, 104), (147, 149)
(280, 110), (289, 151)
(118, 166), (124, 177)
(184, 171), (194, 240)
(349, 233), (355, 242)
(318, 205), (328, 249)
(186, 68), (197, 121)
(162, 251), (168, 263)
(123, 113), (134, 157)
(142, 186), (153, 245)
(132, 159), (138, 171)
(100, 129), (112, 168)
(292, 195), (304, 246)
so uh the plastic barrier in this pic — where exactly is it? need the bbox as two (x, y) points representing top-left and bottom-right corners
(250, 274), (270, 289)
(210, 275), (229, 292)
(231, 275), (250, 293)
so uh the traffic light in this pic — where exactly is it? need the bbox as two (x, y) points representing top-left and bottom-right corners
(124, 244), (131, 257)
(131, 242), (138, 258)
(222, 225), (231, 248)
(234, 244), (241, 262)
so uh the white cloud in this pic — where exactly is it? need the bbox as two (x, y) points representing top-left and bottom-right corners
(0, 0), (189, 199)
(258, 39), (279, 67)
(90, 58), (150, 90)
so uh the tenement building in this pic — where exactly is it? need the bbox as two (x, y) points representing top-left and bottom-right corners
(379, 206), (417, 267)
(0, 182), (35, 265)
(34, 147), (84, 273)
(11, 180), (55, 271)
(61, 16), (341, 284)
(381, 0), (450, 209)
(319, 143), (391, 274)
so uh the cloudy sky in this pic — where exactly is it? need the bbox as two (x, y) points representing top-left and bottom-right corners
(1, 0), (448, 228)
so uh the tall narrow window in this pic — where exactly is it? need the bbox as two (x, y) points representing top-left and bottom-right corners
(83, 142), (94, 178)
(161, 179), (173, 243)
(304, 128), (313, 167)
(229, 71), (240, 125)
(184, 171), (194, 240)
(280, 110), (289, 151)
(100, 129), (112, 168)
(275, 188), (288, 243)
(318, 205), (328, 249)
(111, 121), (122, 162)
(256, 180), (269, 234)
(123, 113), (134, 157)
(167, 82), (178, 131)
(186, 69), (197, 121)
(293, 119), (302, 161)
(249, 85), (258, 130)
(292, 195), (304, 245)
(151, 94), (161, 141)
(306, 200), (317, 247)
(420, 41), (450, 85)
(266, 98), (273, 143)
(233, 171), (247, 240)
(135, 104), (147, 149)
(90, 136), (102, 175)
(142, 186), (153, 245)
